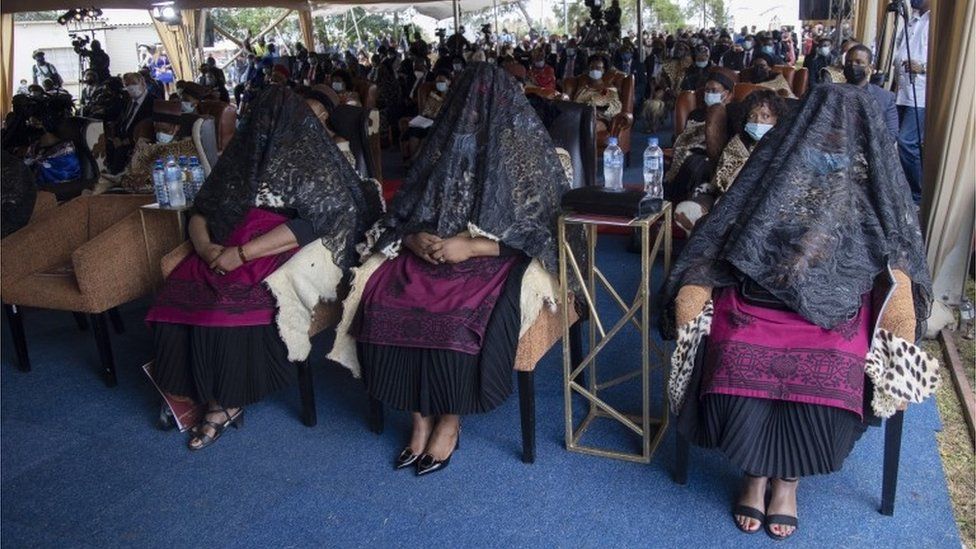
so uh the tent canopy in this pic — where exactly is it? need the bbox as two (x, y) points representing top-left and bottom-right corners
(0, 0), (497, 15)
(312, 0), (506, 21)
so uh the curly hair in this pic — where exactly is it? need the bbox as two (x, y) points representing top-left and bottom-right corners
(740, 89), (789, 125)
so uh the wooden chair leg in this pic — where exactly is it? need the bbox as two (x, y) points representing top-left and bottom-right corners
(108, 307), (125, 334)
(518, 370), (536, 464)
(368, 397), (384, 434)
(296, 359), (317, 427)
(673, 432), (690, 485)
(72, 312), (90, 331)
(90, 313), (117, 387)
(880, 410), (905, 516)
(4, 304), (31, 372)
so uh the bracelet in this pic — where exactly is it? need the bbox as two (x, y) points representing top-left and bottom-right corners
(237, 245), (248, 264)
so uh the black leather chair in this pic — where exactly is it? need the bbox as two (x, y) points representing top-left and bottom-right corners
(328, 104), (376, 180)
(538, 100), (597, 188)
(38, 117), (100, 201)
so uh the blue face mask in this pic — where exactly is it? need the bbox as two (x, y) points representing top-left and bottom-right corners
(910, 0), (925, 8)
(745, 122), (774, 141)
(761, 45), (774, 55)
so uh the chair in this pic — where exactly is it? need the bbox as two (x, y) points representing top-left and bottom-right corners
(772, 65), (797, 94)
(542, 99), (597, 188)
(792, 67), (810, 97)
(350, 79), (382, 182)
(561, 72), (635, 161)
(1, 194), (184, 386)
(37, 117), (101, 202)
(196, 100), (237, 153)
(131, 113), (219, 176)
(328, 104), (377, 179)
(732, 82), (765, 102)
(673, 90), (702, 138)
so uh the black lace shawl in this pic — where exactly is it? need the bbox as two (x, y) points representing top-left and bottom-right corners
(665, 84), (931, 333)
(193, 84), (382, 270)
(374, 63), (569, 274)
(1, 150), (37, 238)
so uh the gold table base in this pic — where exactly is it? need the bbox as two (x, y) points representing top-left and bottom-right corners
(558, 205), (672, 463)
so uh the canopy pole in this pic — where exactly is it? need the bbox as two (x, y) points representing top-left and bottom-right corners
(563, 0), (568, 35)
(493, 0), (499, 52)
(453, 0), (460, 34)
(636, 0), (643, 62)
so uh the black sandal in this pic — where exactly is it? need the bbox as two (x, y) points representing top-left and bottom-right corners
(188, 408), (244, 451)
(765, 478), (799, 541)
(732, 474), (767, 534)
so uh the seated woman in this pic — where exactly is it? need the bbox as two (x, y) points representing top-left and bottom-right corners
(329, 69), (362, 106)
(674, 90), (788, 236)
(400, 69), (452, 163)
(662, 71), (736, 203)
(23, 106), (81, 186)
(747, 54), (796, 98)
(665, 84), (939, 541)
(331, 64), (570, 476)
(571, 55), (622, 135)
(145, 85), (382, 450)
(527, 48), (556, 90)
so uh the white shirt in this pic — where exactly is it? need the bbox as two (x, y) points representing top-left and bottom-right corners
(894, 10), (928, 108)
(123, 92), (147, 133)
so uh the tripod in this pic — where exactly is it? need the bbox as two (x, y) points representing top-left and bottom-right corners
(877, 0), (924, 163)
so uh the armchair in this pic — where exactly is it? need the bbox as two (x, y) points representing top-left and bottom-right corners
(561, 72), (635, 161)
(541, 99), (597, 188)
(196, 100), (237, 153)
(1, 194), (184, 386)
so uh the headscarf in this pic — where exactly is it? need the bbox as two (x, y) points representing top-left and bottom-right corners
(374, 63), (569, 274)
(665, 84), (931, 335)
(193, 84), (383, 270)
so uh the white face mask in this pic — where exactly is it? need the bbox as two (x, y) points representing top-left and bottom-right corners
(745, 122), (774, 141)
(703, 91), (724, 106)
(819, 46), (831, 57)
(589, 69), (604, 80)
(180, 101), (194, 113)
(126, 85), (144, 99)
(695, 60), (708, 68)
(435, 81), (448, 93)
(414, 70), (425, 79)
(487, 57), (496, 64)
(156, 132), (175, 144)
(332, 81), (345, 92)
(534, 60), (546, 68)
(743, 40), (754, 50)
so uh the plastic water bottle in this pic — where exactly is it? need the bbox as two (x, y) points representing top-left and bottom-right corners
(164, 155), (186, 208)
(603, 137), (624, 190)
(186, 156), (206, 203)
(151, 160), (169, 207)
(643, 136), (664, 200)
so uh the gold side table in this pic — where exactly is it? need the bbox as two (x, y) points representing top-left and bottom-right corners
(139, 203), (189, 289)
(557, 204), (672, 463)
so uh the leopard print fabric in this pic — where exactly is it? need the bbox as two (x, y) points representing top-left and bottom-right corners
(668, 307), (941, 417)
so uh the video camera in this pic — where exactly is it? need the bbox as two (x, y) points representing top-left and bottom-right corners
(70, 33), (91, 52)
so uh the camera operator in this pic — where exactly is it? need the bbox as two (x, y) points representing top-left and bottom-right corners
(74, 38), (111, 83)
(31, 51), (62, 88)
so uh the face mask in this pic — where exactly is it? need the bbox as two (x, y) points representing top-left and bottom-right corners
(695, 60), (708, 68)
(156, 132), (175, 144)
(703, 91), (724, 106)
(844, 64), (868, 84)
(566, 48), (576, 56)
(487, 58), (496, 64)
(332, 81), (345, 92)
(181, 101), (194, 113)
(745, 122), (773, 141)
(819, 46), (831, 57)
(453, 64), (463, 72)
(589, 69), (603, 80)
(622, 53), (633, 62)
(414, 70), (425, 79)
(126, 85), (144, 99)
(762, 45), (774, 55)
(910, 0), (925, 8)
(743, 41), (754, 50)
(534, 60), (546, 68)
(435, 81), (449, 93)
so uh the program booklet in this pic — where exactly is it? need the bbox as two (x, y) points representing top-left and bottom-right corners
(142, 362), (204, 432)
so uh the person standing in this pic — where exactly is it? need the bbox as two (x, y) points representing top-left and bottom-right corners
(894, 0), (930, 204)
(844, 44), (899, 139)
(31, 51), (62, 87)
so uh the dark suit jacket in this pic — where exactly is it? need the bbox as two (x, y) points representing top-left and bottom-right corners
(113, 95), (153, 141)
(866, 83), (899, 139)
(721, 49), (757, 71)
(556, 55), (584, 80)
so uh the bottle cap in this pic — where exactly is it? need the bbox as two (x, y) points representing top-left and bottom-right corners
(607, 137), (618, 146)
(648, 136), (659, 146)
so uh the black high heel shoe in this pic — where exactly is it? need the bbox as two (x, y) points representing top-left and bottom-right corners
(416, 427), (460, 476)
(156, 403), (177, 431)
(394, 447), (421, 470)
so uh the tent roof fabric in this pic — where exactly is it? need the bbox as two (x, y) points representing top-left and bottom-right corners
(313, 0), (504, 21)
(0, 0), (501, 16)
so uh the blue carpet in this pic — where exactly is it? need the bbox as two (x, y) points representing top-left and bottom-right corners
(0, 234), (961, 548)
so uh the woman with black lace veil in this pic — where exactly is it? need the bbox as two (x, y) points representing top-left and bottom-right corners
(146, 85), (383, 450)
(664, 84), (940, 540)
(329, 63), (572, 476)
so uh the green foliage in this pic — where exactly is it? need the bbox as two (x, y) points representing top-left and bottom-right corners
(549, 0), (686, 35)
(210, 7), (398, 50)
(13, 11), (60, 22)
(684, 0), (731, 30)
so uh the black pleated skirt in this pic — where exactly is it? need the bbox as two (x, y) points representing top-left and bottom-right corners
(358, 257), (529, 417)
(676, 337), (868, 478)
(152, 322), (296, 409)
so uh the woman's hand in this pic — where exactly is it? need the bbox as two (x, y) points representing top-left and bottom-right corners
(195, 243), (224, 265)
(427, 237), (475, 264)
(209, 246), (244, 275)
(404, 232), (441, 264)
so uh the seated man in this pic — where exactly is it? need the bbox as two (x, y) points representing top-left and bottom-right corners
(571, 55), (622, 135)
(329, 69), (362, 106)
(803, 36), (834, 86)
(106, 72), (154, 174)
(680, 46), (713, 91)
(401, 69), (452, 163)
(674, 90), (788, 236)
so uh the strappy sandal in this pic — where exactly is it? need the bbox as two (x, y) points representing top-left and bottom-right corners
(732, 474), (767, 534)
(188, 408), (244, 451)
(765, 478), (799, 541)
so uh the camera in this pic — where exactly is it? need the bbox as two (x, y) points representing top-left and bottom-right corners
(435, 28), (447, 39)
(70, 33), (91, 51)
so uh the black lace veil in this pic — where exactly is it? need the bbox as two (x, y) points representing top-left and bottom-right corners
(665, 84), (931, 333)
(374, 63), (570, 274)
(193, 84), (382, 270)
